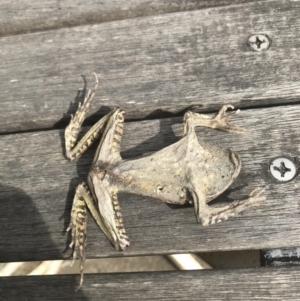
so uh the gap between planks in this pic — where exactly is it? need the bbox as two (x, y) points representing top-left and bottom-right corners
(1, 267), (300, 300)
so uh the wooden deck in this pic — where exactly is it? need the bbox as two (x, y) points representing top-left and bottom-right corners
(1, 0), (300, 299)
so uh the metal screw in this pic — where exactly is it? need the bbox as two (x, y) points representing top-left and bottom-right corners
(269, 157), (297, 182)
(248, 34), (271, 51)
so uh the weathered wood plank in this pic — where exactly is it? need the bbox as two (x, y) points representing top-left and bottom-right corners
(1, 268), (300, 300)
(1, 0), (300, 133)
(0, 0), (256, 37)
(0, 105), (300, 262)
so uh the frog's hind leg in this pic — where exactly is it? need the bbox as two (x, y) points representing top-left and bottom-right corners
(67, 182), (90, 289)
(91, 107), (125, 165)
(183, 105), (247, 136)
(65, 73), (117, 161)
(190, 185), (266, 226)
(67, 182), (118, 289)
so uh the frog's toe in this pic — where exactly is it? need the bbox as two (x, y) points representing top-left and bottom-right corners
(249, 188), (265, 198)
(199, 188), (266, 226)
(118, 234), (130, 251)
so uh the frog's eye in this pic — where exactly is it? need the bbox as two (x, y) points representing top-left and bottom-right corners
(99, 169), (107, 180)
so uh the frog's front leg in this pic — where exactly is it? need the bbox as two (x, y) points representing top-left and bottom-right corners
(184, 104), (247, 135)
(190, 184), (266, 225)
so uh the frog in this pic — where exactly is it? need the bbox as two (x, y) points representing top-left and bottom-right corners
(64, 74), (265, 288)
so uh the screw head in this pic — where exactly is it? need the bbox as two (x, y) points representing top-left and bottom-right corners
(269, 157), (297, 182)
(248, 34), (271, 51)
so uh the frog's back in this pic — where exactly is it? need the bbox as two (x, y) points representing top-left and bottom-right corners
(139, 138), (242, 202)
(193, 142), (241, 202)
(116, 135), (241, 203)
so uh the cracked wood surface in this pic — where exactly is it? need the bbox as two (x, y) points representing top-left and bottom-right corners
(1, 267), (300, 300)
(1, 0), (300, 133)
(1, 105), (300, 262)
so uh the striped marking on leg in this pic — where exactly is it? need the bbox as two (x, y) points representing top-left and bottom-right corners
(111, 192), (129, 248)
(111, 111), (125, 154)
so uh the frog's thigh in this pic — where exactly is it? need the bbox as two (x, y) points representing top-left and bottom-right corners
(92, 108), (125, 164)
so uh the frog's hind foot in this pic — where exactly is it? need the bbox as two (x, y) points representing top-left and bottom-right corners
(65, 74), (119, 161)
(67, 183), (89, 290)
(65, 73), (99, 159)
(201, 188), (266, 226)
(70, 73), (99, 132)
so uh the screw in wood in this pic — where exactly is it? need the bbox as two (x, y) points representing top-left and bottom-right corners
(248, 34), (271, 51)
(269, 157), (297, 182)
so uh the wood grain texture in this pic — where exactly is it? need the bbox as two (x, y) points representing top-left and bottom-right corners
(1, 105), (300, 262)
(1, 267), (300, 300)
(0, 0), (256, 37)
(1, 0), (300, 133)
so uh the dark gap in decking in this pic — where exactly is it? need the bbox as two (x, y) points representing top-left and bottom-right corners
(1, 100), (300, 136)
(1, 267), (300, 300)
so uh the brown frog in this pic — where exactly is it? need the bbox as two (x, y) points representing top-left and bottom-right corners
(65, 74), (265, 288)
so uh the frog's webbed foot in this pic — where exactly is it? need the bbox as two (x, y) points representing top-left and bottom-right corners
(67, 181), (130, 290)
(201, 188), (266, 226)
(211, 105), (247, 134)
(65, 73), (116, 161)
(190, 186), (265, 226)
(67, 183), (90, 290)
(183, 104), (247, 135)
(65, 73), (99, 160)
